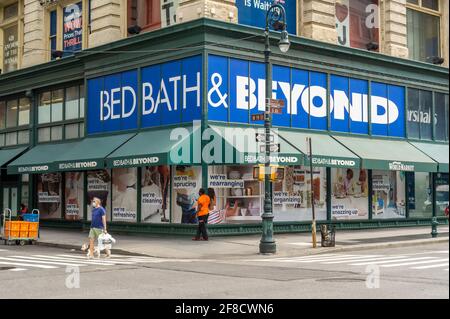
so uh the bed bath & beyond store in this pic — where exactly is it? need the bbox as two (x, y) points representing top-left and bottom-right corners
(0, 19), (448, 235)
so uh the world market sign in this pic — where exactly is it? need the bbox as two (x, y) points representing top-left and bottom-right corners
(388, 161), (415, 171)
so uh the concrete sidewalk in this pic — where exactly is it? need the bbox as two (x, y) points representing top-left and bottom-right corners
(29, 225), (450, 259)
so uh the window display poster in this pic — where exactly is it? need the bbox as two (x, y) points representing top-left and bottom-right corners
(141, 166), (171, 223)
(63, 2), (82, 54)
(172, 165), (201, 224)
(112, 168), (137, 222)
(65, 172), (84, 220)
(3, 24), (18, 72)
(372, 171), (406, 219)
(87, 170), (111, 221)
(435, 173), (449, 215)
(37, 173), (62, 219)
(273, 166), (327, 221)
(331, 168), (369, 219)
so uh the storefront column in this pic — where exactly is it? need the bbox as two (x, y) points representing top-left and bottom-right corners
(201, 52), (209, 191)
(136, 167), (142, 223)
(368, 170), (373, 220)
(326, 167), (331, 221)
(431, 173), (437, 218)
(83, 172), (87, 220)
(405, 172), (410, 219)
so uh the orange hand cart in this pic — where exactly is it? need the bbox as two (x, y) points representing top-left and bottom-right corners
(1, 208), (40, 246)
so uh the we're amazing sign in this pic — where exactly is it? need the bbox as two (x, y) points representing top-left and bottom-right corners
(63, 2), (82, 54)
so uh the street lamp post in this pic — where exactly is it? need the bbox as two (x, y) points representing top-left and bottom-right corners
(260, 3), (290, 254)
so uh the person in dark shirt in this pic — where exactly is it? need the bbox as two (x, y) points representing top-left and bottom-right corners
(18, 204), (29, 221)
(88, 197), (107, 259)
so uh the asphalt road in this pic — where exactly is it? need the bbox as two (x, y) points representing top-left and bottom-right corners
(0, 242), (448, 299)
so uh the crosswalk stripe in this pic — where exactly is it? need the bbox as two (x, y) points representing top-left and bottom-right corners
(323, 256), (407, 264)
(9, 268), (27, 272)
(56, 254), (143, 265)
(290, 255), (382, 263)
(350, 257), (438, 266)
(57, 254), (154, 264)
(0, 256), (84, 267)
(9, 256), (87, 267)
(265, 255), (360, 262)
(411, 263), (449, 270)
(35, 255), (135, 265)
(380, 258), (449, 268)
(0, 261), (57, 269)
(0, 249), (7, 252)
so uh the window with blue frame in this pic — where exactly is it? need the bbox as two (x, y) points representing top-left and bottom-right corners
(49, 10), (57, 60)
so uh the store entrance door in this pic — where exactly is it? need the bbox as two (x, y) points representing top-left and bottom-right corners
(2, 186), (18, 216)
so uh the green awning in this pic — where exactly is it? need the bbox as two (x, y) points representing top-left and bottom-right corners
(0, 147), (27, 167)
(208, 125), (303, 166)
(53, 133), (135, 171)
(7, 142), (78, 174)
(333, 135), (438, 172)
(277, 130), (360, 168)
(410, 142), (449, 173)
(106, 126), (199, 168)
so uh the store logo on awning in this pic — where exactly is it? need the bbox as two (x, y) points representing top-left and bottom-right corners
(388, 161), (414, 171)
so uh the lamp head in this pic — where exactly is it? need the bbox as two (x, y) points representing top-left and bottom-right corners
(278, 30), (290, 53)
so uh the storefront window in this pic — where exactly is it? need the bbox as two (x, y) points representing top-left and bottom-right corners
(65, 172), (84, 221)
(51, 89), (64, 122)
(331, 168), (369, 220)
(435, 173), (449, 217)
(5, 132), (17, 146)
(86, 170), (111, 221)
(65, 86), (79, 120)
(17, 130), (29, 144)
(372, 171), (406, 219)
(65, 123), (79, 139)
(37, 173), (62, 219)
(273, 166), (327, 222)
(51, 125), (63, 140)
(434, 93), (449, 141)
(6, 99), (18, 128)
(172, 165), (202, 224)
(407, 172), (432, 218)
(38, 92), (51, 124)
(0, 101), (6, 129)
(112, 168), (138, 222)
(141, 166), (171, 223)
(18, 97), (30, 126)
(420, 90), (432, 140)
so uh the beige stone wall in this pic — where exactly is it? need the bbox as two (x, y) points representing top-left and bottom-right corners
(22, 0), (46, 68)
(3, 0), (449, 70)
(301, 0), (337, 44)
(89, 0), (122, 47)
(382, 0), (409, 59)
(177, 0), (237, 24)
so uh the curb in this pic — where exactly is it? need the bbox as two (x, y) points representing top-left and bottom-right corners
(35, 235), (449, 259)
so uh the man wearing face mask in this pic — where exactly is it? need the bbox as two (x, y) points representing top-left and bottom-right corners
(88, 197), (107, 259)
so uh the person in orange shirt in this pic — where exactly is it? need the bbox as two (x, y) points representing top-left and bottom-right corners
(193, 188), (210, 241)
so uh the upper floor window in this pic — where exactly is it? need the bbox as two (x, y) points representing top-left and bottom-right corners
(37, 84), (85, 143)
(127, 0), (161, 35)
(335, 0), (380, 51)
(407, 0), (441, 63)
(46, 1), (86, 60)
(0, 95), (30, 147)
(0, 1), (23, 74)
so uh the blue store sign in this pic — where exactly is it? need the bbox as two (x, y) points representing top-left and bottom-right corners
(236, 0), (297, 35)
(207, 55), (406, 137)
(87, 55), (202, 134)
